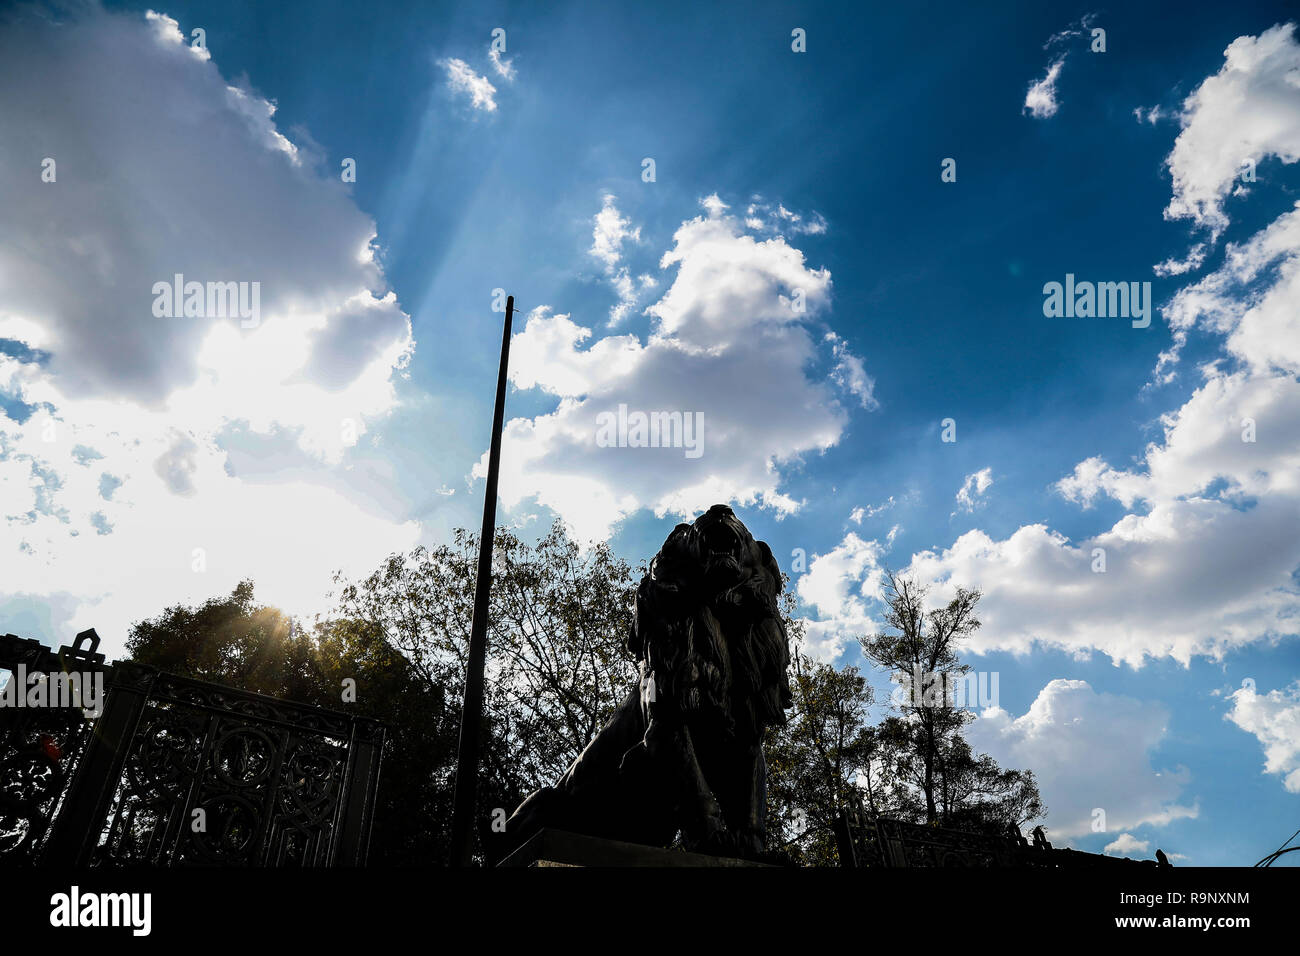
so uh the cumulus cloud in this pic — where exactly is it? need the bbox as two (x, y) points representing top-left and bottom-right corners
(1024, 56), (1066, 119)
(0, 10), (410, 412)
(968, 680), (1197, 840)
(477, 197), (872, 542)
(795, 532), (887, 661)
(1162, 202), (1300, 377)
(954, 467), (993, 513)
(441, 57), (497, 111)
(906, 380), (1300, 666)
(899, 317), (1300, 665)
(0, 6), (418, 654)
(1226, 680), (1300, 792)
(1103, 833), (1151, 857)
(1162, 23), (1300, 238)
(898, 351), (1300, 663)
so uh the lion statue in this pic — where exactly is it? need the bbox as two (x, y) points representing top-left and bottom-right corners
(498, 504), (792, 862)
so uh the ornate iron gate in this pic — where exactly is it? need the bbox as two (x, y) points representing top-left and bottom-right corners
(0, 630), (384, 867)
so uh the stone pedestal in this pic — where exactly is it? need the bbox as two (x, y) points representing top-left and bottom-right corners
(498, 829), (773, 867)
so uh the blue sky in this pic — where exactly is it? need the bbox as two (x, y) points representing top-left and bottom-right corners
(2, 0), (1299, 865)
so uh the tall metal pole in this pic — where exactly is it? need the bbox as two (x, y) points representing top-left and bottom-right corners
(449, 294), (513, 866)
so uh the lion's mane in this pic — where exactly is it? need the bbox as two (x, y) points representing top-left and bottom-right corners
(628, 506), (792, 742)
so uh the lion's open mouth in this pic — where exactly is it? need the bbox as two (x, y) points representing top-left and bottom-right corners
(703, 524), (741, 558)
(696, 507), (744, 560)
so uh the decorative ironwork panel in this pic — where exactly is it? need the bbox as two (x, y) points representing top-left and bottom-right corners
(0, 700), (94, 864)
(0, 630), (384, 868)
(832, 792), (886, 867)
(0, 634), (100, 866)
(876, 817), (1020, 867)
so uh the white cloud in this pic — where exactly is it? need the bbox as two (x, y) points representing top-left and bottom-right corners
(907, 397), (1300, 666)
(902, 346), (1300, 666)
(904, 351), (1300, 665)
(826, 333), (877, 410)
(969, 680), (1197, 840)
(589, 194), (640, 270)
(477, 200), (871, 542)
(796, 533), (887, 662)
(1133, 105), (1168, 125)
(847, 497), (898, 527)
(488, 47), (514, 81)
(700, 193), (728, 218)
(1023, 12), (1101, 121)
(1153, 242), (1207, 277)
(0, 6), (418, 655)
(589, 196), (645, 326)
(441, 57), (497, 112)
(1044, 13), (1099, 49)
(955, 467), (993, 513)
(145, 9), (209, 61)
(1103, 833), (1151, 857)
(0, 11), (410, 413)
(1163, 22), (1300, 238)
(776, 204), (826, 235)
(1162, 202), (1300, 377)
(1024, 56), (1066, 119)
(744, 199), (828, 236)
(1226, 680), (1300, 792)
(895, 356), (1300, 670)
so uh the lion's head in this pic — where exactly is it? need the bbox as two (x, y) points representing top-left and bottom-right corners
(629, 504), (793, 741)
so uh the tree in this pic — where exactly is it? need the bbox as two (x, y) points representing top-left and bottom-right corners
(860, 572), (1043, 833)
(934, 737), (1043, 835)
(765, 653), (875, 864)
(331, 519), (640, 849)
(860, 571), (980, 824)
(126, 580), (317, 701)
(763, 585), (880, 865)
(311, 616), (460, 863)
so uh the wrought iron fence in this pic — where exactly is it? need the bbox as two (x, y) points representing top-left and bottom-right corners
(841, 814), (1169, 868)
(0, 630), (384, 867)
(830, 788), (1169, 868)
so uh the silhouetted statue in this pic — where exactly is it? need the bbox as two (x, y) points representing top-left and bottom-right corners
(1031, 825), (1052, 850)
(499, 504), (792, 862)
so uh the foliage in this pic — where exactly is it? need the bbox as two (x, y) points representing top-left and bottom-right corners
(860, 571), (982, 824)
(331, 520), (640, 804)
